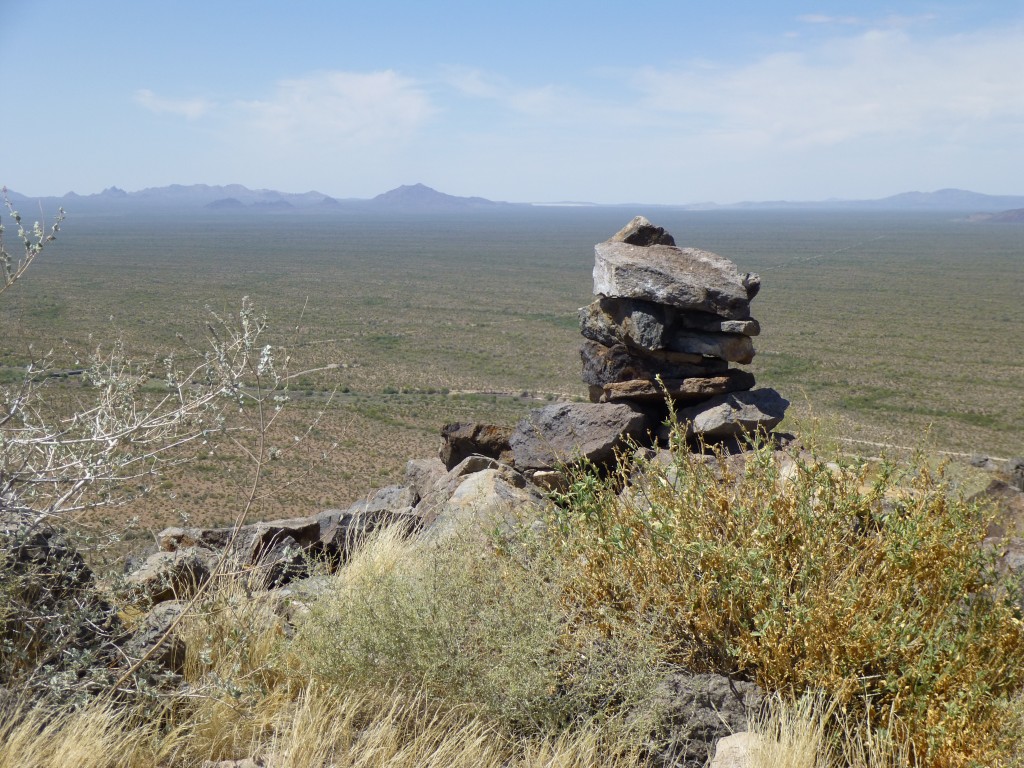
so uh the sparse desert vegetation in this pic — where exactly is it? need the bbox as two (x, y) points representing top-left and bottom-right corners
(4, 435), (1021, 767)
(2, 203), (1023, 767)
(1, 208), (1020, 532)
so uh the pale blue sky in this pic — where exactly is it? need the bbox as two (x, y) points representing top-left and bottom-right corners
(2, 1), (1022, 203)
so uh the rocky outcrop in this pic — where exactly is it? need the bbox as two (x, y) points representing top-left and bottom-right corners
(124, 547), (219, 603)
(593, 241), (759, 319)
(142, 503), (418, 600)
(418, 463), (546, 540)
(120, 600), (188, 676)
(582, 216), (788, 441)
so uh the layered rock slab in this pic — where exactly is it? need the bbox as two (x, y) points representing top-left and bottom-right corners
(598, 370), (755, 404)
(675, 389), (790, 439)
(580, 297), (755, 363)
(509, 402), (648, 471)
(581, 339), (727, 388)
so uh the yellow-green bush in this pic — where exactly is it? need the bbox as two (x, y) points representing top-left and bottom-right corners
(291, 524), (663, 736)
(550, 432), (1024, 767)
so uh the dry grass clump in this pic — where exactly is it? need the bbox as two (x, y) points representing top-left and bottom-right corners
(291, 524), (663, 736)
(743, 693), (915, 768)
(0, 703), (160, 768)
(0, 546), (647, 768)
(551, 429), (1024, 767)
(0, 686), (643, 768)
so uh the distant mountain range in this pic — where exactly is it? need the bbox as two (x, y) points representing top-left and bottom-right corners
(4, 183), (1024, 215)
(2, 182), (514, 214)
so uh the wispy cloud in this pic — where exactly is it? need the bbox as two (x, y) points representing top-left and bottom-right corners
(629, 25), (1024, 150)
(797, 14), (862, 25)
(134, 89), (211, 120)
(796, 13), (936, 28)
(238, 70), (434, 147)
(443, 67), (579, 120)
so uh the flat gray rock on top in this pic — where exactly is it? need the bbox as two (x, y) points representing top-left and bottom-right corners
(594, 241), (760, 320)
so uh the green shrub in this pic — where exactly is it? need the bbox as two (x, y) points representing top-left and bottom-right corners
(550, 432), (1024, 767)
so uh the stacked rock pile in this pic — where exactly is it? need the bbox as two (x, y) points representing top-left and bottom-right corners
(580, 216), (788, 440)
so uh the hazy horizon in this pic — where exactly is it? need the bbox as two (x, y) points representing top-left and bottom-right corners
(7, 181), (1024, 211)
(3, 1), (1022, 204)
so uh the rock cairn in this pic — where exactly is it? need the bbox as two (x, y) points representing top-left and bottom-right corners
(579, 216), (788, 440)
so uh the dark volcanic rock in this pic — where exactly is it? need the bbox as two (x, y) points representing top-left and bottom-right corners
(153, 502), (417, 589)
(579, 297), (756, 361)
(440, 422), (513, 470)
(580, 296), (677, 352)
(404, 457), (447, 501)
(677, 310), (760, 337)
(509, 402), (650, 471)
(662, 329), (754, 364)
(318, 508), (418, 558)
(580, 340), (727, 388)
(125, 547), (219, 604)
(418, 463), (545, 540)
(676, 388), (789, 439)
(120, 600), (187, 676)
(644, 672), (763, 768)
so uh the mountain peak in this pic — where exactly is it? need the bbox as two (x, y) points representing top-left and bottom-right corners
(371, 184), (504, 209)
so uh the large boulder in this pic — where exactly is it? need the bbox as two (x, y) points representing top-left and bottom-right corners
(419, 465), (546, 540)
(342, 484), (418, 516)
(404, 457), (447, 501)
(0, 519), (123, 698)
(318, 507), (418, 560)
(580, 295), (677, 352)
(593, 242), (760, 319)
(152, 497), (418, 589)
(676, 389), (789, 439)
(509, 402), (650, 472)
(120, 600), (188, 677)
(415, 455), (506, 513)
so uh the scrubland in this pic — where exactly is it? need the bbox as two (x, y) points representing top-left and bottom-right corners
(1, 208), (1020, 532)
(4, 434), (1023, 767)
(2, 207), (1023, 766)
